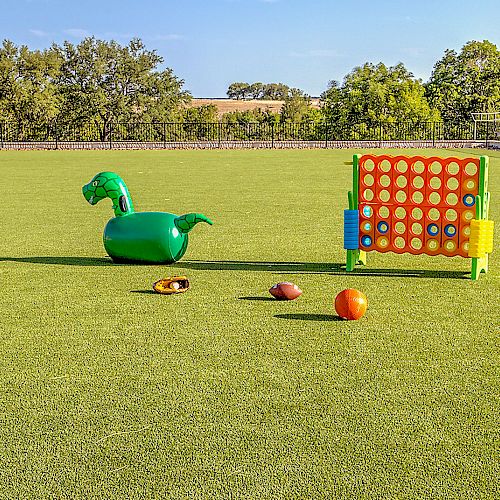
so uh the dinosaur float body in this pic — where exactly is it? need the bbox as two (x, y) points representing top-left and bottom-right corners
(83, 172), (213, 264)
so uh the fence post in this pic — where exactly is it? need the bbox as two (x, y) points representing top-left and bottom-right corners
(0, 122), (3, 149)
(109, 123), (113, 150)
(163, 122), (166, 149)
(378, 122), (382, 148)
(54, 120), (58, 150)
(218, 121), (221, 148)
(432, 121), (435, 147)
(271, 122), (274, 149)
(324, 122), (328, 148)
(486, 120), (489, 149)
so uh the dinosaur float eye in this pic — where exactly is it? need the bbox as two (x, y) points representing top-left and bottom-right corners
(92, 180), (99, 186)
(119, 196), (128, 213)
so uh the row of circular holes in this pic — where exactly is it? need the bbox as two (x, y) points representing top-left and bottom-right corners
(362, 189), (475, 206)
(362, 173), (476, 192)
(361, 205), (475, 223)
(361, 235), (468, 253)
(361, 220), (469, 238)
(361, 159), (478, 177)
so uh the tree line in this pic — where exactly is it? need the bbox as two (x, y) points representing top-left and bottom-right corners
(0, 37), (498, 134)
(227, 82), (298, 100)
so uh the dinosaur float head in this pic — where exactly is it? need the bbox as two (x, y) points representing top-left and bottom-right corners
(82, 172), (134, 216)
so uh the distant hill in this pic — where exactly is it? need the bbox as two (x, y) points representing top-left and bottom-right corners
(189, 98), (321, 118)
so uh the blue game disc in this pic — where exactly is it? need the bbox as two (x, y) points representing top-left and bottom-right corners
(444, 224), (456, 237)
(377, 221), (389, 234)
(361, 235), (372, 247)
(463, 194), (475, 207)
(427, 223), (439, 236)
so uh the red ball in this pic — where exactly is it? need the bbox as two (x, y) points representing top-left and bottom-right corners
(269, 282), (302, 300)
(335, 288), (367, 320)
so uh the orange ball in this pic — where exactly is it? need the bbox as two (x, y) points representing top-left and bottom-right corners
(334, 288), (368, 320)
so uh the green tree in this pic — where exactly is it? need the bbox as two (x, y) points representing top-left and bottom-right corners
(182, 104), (218, 122)
(248, 82), (264, 99)
(426, 40), (500, 123)
(227, 82), (250, 99)
(221, 108), (278, 124)
(262, 83), (289, 100)
(0, 40), (61, 130)
(226, 82), (302, 101)
(321, 62), (439, 127)
(55, 37), (190, 139)
(280, 88), (315, 122)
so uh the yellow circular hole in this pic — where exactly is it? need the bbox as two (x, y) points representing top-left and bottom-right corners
(446, 193), (458, 206)
(411, 238), (423, 250)
(363, 189), (374, 201)
(394, 236), (406, 249)
(379, 159), (392, 172)
(395, 207), (407, 219)
(411, 222), (423, 235)
(379, 190), (390, 203)
(446, 162), (460, 175)
(428, 208), (440, 221)
(363, 159), (375, 172)
(430, 177), (441, 190)
(396, 190), (407, 203)
(379, 174), (391, 187)
(463, 226), (471, 237)
(465, 162), (478, 176)
(412, 191), (424, 204)
(395, 221), (406, 234)
(379, 206), (390, 218)
(412, 161), (425, 174)
(396, 175), (407, 188)
(429, 192), (441, 205)
(396, 160), (408, 173)
(445, 209), (458, 221)
(429, 161), (442, 175)
(363, 174), (374, 186)
(411, 207), (423, 220)
(413, 176), (424, 189)
(446, 177), (459, 190)
(462, 242), (470, 252)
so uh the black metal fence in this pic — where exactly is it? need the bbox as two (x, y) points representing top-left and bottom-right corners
(0, 120), (498, 147)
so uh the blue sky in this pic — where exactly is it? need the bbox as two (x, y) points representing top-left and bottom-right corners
(2, 0), (499, 97)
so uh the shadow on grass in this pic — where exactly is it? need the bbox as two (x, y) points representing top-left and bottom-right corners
(178, 260), (470, 279)
(275, 313), (343, 322)
(0, 257), (472, 279)
(130, 290), (157, 295)
(238, 296), (276, 301)
(0, 256), (115, 266)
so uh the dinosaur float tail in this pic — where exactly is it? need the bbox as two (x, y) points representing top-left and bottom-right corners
(174, 213), (214, 234)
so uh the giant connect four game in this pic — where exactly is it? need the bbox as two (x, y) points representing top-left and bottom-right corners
(343, 154), (494, 280)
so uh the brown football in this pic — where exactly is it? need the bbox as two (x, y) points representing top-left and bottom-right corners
(269, 282), (302, 300)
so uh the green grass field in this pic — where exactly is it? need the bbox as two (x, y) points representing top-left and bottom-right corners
(1, 148), (499, 499)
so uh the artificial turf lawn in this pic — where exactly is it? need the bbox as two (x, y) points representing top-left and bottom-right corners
(0, 148), (498, 498)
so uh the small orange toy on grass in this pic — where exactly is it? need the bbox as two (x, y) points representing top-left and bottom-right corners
(334, 288), (367, 320)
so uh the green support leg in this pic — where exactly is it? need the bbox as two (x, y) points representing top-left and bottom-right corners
(471, 255), (489, 281)
(357, 250), (366, 266)
(346, 249), (366, 271)
(346, 249), (357, 272)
